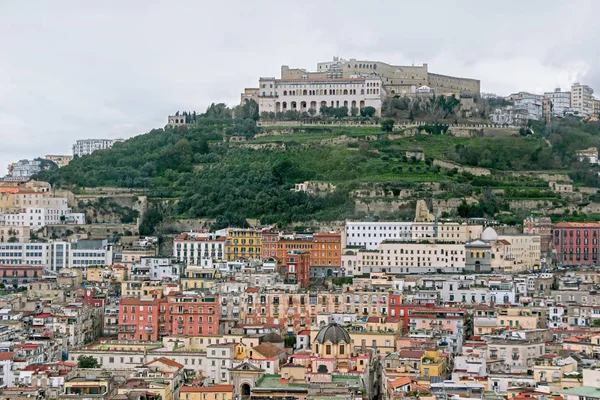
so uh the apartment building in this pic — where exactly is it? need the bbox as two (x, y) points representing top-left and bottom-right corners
(0, 239), (113, 271)
(544, 88), (572, 117)
(260, 231), (341, 267)
(174, 232), (226, 266)
(360, 241), (466, 274)
(552, 222), (600, 265)
(345, 222), (412, 250)
(571, 83), (594, 117)
(225, 228), (262, 261)
(72, 138), (124, 157)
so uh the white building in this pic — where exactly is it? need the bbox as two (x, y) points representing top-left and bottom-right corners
(514, 94), (543, 121)
(571, 83), (594, 117)
(0, 197), (84, 229)
(0, 239), (113, 271)
(72, 138), (124, 157)
(544, 88), (572, 117)
(9, 159), (42, 179)
(257, 75), (385, 116)
(173, 232), (226, 266)
(345, 221), (480, 250)
(345, 221), (412, 250)
(137, 256), (183, 281)
(489, 106), (528, 127)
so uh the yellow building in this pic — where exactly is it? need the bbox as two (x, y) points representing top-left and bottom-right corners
(181, 265), (217, 291)
(349, 330), (398, 354)
(533, 356), (579, 392)
(420, 350), (446, 378)
(61, 371), (113, 400)
(225, 228), (262, 261)
(121, 247), (157, 266)
(497, 307), (539, 329)
(180, 385), (234, 400)
(121, 280), (165, 298)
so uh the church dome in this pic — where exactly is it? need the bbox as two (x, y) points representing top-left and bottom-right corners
(314, 322), (351, 344)
(262, 332), (284, 343)
(481, 227), (498, 241)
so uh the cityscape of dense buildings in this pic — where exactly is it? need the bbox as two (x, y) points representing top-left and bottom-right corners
(4, 54), (600, 400)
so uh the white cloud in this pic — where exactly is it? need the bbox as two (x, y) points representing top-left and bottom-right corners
(0, 0), (599, 173)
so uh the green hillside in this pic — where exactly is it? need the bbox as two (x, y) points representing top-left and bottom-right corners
(38, 104), (600, 233)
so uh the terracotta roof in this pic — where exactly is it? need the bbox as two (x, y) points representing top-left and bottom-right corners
(0, 352), (15, 361)
(398, 350), (425, 359)
(145, 357), (183, 369)
(366, 316), (380, 323)
(181, 385), (234, 393)
(245, 287), (260, 293)
(252, 342), (285, 359)
(389, 377), (412, 389)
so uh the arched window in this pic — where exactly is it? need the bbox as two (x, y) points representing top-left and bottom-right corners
(326, 345), (332, 355)
(282, 102), (287, 110)
(283, 91), (287, 96)
(339, 344), (345, 354)
(291, 101), (297, 109)
(361, 89), (364, 95)
(343, 89), (348, 95)
(300, 101), (307, 110)
(303, 90), (307, 96)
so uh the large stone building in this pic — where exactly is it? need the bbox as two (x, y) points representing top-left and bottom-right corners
(244, 57), (480, 116)
(256, 75), (385, 115)
(285, 57), (480, 96)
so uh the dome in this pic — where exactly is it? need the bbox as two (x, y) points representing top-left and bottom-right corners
(262, 332), (284, 343)
(314, 322), (351, 345)
(481, 227), (498, 241)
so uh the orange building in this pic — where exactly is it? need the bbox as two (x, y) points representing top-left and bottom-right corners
(261, 231), (341, 267)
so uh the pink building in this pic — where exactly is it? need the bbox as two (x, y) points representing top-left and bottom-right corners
(553, 222), (600, 265)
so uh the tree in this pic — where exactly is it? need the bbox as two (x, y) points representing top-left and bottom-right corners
(78, 355), (101, 368)
(381, 119), (394, 132)
(361, 106), (376, 118)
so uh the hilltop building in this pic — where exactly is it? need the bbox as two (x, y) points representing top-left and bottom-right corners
(72, 138), (124, 157)
(243, 56), (480, 116)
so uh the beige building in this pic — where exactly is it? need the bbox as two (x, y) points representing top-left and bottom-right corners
(257, 75), (385, 116)
(44, 155), (73, 168)
(288, 57), (480, 96)
(487, 339), (545, 369)
(571, 83), (595, 117)
(497, 307), (540, 330)
(360, 241), (466, 273)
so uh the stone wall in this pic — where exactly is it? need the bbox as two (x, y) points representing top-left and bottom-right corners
(433, 160), (491, 176)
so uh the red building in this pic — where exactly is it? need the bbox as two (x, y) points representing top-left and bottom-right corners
(164, 293), (219, 336)
(0, 265), (44, 282)
(387, 295), (420, 333)
(118, 293), (220, 340)
(285, 251), (310, 288)
(81, 288), (106, 307)
(118, 297), (164, 341)
(552, 222), (600, 265)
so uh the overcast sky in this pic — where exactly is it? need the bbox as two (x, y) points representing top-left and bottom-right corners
(1, 0), (599, 173)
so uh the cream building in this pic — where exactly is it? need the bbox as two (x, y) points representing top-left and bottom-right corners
(571, 83), (594, 117)
(257, 75), (385, 115)
(286, 56), (480, 96)
(360, 241), (466, 273)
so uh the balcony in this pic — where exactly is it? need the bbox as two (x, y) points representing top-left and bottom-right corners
(118, 325), (136, 333)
